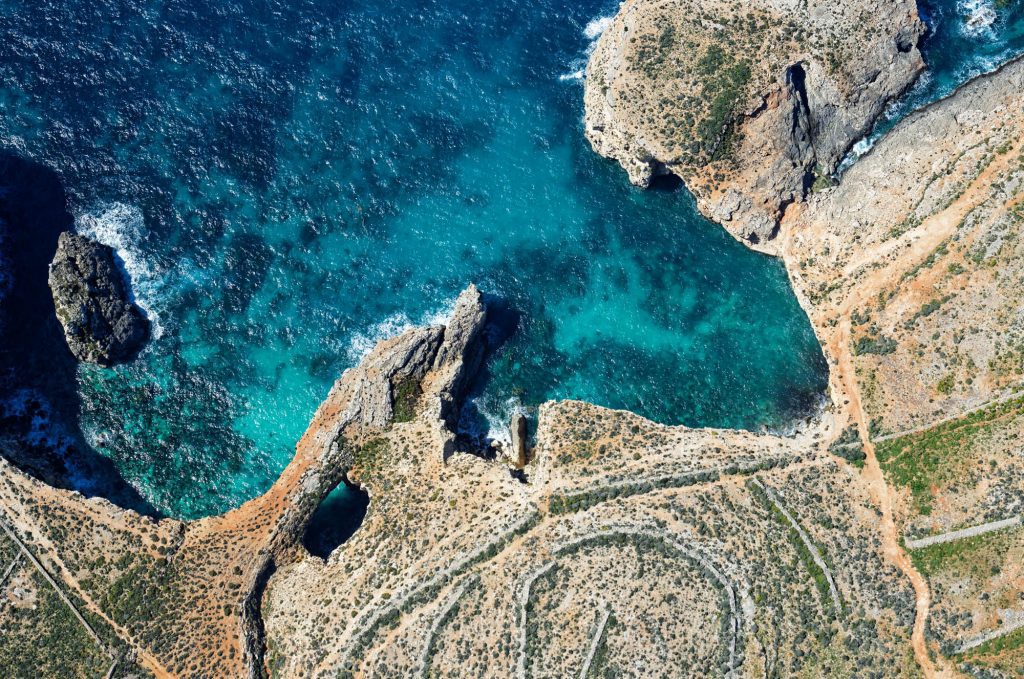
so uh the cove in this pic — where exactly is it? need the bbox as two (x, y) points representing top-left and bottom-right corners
(2, 0), (830, 519)
(1, 0), (1020, 521)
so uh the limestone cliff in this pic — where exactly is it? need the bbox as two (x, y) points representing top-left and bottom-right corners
(5, 19), (1024, 679)
(0, 285), (490, 678)
(583, 0), (924, 245)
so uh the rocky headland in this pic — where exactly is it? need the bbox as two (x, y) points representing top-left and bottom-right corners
(583, 0), (924, 246)
(1, 4), (1024, 679)
(48, 231), (149, 366)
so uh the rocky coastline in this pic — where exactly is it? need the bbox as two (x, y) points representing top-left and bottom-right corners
(583, 0), (925, 246)
(1, 4), (1024, 678)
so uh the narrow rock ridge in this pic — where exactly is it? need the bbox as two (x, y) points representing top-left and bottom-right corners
(242, 286), (489, 573)
(427, 284), (489, 427)
(234, 284), (489, 676)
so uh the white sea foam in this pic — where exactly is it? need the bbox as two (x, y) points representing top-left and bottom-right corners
(474, 395), (527, 445)
(584, 15), (615, 41)
(558, 68), (585, 83)
(837, 133), (880, 175)
(837, 67), (939, 176)
(75, 203), (166, 340)
(959, 0), (997, 36)
(345, 300), (454, 364)
(559, 10), (617, 82)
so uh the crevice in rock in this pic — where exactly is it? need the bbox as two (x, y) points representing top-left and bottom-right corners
(451, 294), (519, 458)
(787, 62), (811, 117)
(786, 62), (819, 217)
(770, 200), (792, 240)
(242, 557), (276, 679)
(895, 26), (917, 53)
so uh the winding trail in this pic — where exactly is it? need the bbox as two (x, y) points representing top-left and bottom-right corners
(833, 319), (939, 677)
(516, 561), (557, 679)
(417, 575), (476, 678)
(790, 119), (1024, 679)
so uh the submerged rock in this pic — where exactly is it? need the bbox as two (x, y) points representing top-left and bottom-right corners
(48, 231), (148, 366)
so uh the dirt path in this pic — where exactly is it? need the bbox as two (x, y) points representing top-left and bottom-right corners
(0, 514), (173, 678)
(832, 316), (940, 678)
(795, 126), (1024, 679)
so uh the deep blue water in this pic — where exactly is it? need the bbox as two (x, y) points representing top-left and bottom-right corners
(0, 0), (1018, 519)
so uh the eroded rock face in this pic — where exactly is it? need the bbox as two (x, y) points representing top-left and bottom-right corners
(510, 412), (527, 466)
(583, 0), (925, 246)
(48, 232), (148, 366)
(430, 284), (488, 427)
(332, 284), (488, 434)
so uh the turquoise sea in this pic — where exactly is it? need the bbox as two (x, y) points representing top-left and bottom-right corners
(0, 0), (1020, 519)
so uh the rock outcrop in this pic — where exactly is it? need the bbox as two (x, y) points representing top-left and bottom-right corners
(338, 325), (446, 431)
(428, 284), (489, 427)
(510, 412), (528, 467)
(324, 284), (488, 435)
(48, 232), (148, 365)
(584, 0), (924, 246)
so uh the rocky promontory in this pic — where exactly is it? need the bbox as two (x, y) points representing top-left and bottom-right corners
(583, 0), (924, 246)
(5, 10), (1024, 678)
(48, 231), (148, 366)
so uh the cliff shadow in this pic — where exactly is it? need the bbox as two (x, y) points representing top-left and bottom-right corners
(0, 151), (158, 516)
(453, 293), (522, 457)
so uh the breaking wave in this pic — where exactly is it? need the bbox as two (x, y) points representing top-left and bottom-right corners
(75, 203), (167, 340)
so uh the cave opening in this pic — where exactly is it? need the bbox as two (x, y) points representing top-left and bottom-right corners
(301, 476), (370, 559)
(648, 172), (683, 192)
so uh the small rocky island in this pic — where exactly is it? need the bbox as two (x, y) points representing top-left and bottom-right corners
(48, 231), (149, 366)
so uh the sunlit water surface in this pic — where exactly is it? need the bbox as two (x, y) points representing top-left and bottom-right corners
(0, 0), (1018, 518)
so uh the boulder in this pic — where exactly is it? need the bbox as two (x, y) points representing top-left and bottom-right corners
(48, 232), (149, 365)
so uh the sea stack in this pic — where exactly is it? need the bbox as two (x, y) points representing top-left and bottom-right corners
(510, 412), (528, 467)
(48, 231), (149, 366)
